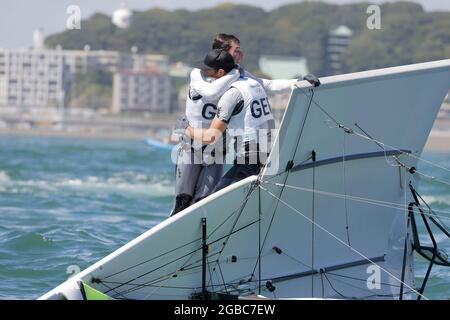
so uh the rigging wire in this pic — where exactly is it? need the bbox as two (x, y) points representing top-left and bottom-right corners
(101, 237), (202, 280)
(259, 184), (429, 300)
(101, 202), (261, 297)
(249, 88), (316, 288)
(414, 188), (450, 231)
(113, 219), (261, 297)
(207, 256), (215, 293)
(103, 244), (201, 295)
(323, 272), (347, 299)
(117, 250), (198, 298)
(311, 158), (316, 296)
(353, 124), (450, 188)
(400, 165), (410, 300)
(114, 164), (447, 298)
(326, 271), (405, 288)
(263, 181), (450, 221)
(96, 83), (448, 300)
(342, 128), (351, 245)
(325, 272), (416, 299)
(216, 260), (229, 294)
(207, 178), (261, 281)
(294, 85), (450, 187)
(101, 196), (255, 283)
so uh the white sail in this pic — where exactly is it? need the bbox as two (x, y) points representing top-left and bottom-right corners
(40, 59), (450, 300)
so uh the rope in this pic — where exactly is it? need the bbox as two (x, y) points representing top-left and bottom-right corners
(263, 181), (450, 221)
(216, 260), (229, 294)
(258, 185), (262, 294)
(325, 272), (416, 299)
(263, 245), (416, 292)
(103, 245), (200, 295)
(101, 237), (202, 280)
(399, 165), (410, 300)
(207, 178), (260, 280)
(248, 88), (316, 291)
(102, 82), (447, 299)
(115, 218), (261, 297)
(102, 185), (262, 297)
(342, 131), (351, 245)
(323, 272), (347, 299)
(320, 271), (325, 298)
(295, 85), (450, 187)
(207, 256), (215, 292)
(311, 161), (315, 296)
(259, 184), (429, 300)
(102, 190), (259, 284)
(326, 271), (404, 288)
(414, 188), (450, 231)
(281, 250), (312, 270)
(116, 250), (198, 298)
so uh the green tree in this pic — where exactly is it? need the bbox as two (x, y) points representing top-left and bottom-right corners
(45, 2), (450, 76)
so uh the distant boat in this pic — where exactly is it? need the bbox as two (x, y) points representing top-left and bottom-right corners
(144, 138), (176, 152)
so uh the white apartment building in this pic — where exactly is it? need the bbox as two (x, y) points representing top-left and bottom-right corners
(327, 25), (353, 75)
(0, 49), (68, 109)
(0, 46), (171, 112)
(112, 69), (171, 113)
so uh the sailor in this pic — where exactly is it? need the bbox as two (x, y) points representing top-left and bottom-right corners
(170, 49), (239, 216)
(181, 34), (300, 191)
(171, 34), (299, 216)
(212, 33), (298, 96)
(183, 55), (281, 191)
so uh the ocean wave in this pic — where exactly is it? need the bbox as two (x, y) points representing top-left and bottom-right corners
(419, 232), (450, 245)
(57, 177), (173, 197)
(3, 232), (54, 251)
(0, 172), (173, 198)
(0, 171), (11, 182)
(415, 263), (450, 280)
(421, 195), (450, 207)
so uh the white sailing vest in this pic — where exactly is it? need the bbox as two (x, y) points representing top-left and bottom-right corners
(185, 88), (219, 129)
(229, 77), (274, 143)
(184, 85), (224, 164)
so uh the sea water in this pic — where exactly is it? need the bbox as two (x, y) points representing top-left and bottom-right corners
(0, 136), (448, 299)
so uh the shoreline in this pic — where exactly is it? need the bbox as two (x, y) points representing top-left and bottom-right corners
(1, 128), (449, 152)
(0, 128), (146, 142)
(425, 131), (450, 152)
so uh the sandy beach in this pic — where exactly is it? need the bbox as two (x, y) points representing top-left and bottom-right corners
(1, 127), (448, 152)
(0, 128), (148, 142)
(1, 106), (449, 150)
(425, 131), (450, 151)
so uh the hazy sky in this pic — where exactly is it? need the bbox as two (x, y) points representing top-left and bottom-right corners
(1, 0), (448, 48)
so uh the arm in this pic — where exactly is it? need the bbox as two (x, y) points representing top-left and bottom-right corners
(186, 88), (243, 145)
(244, 70), (297, 94)
(190, 68), (240, 101)
(186, 118), (227, 145)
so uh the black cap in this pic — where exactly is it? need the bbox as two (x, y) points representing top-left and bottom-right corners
(197, 49), (236, 72)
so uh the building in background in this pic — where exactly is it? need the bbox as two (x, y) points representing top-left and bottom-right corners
(62, 48), (122, 74)
(169, 61), (192, 79)
(32, 28), (45, 50)
(258, 55), (309, 123)
(0, 48), (68, 110)
(112, 69), (171, 113)
(327, 25), (353, 75)
(112, 52), (171, 113)
(0, 33), (172, 113)
(259, 55), (309, 80)
(60, 46), (169, 78)
(169, 61), (192, 114)
(112, 2), (133, 29)
(437, 90), (450, 120)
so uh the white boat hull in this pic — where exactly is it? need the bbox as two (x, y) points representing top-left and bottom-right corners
(40, 60), (450, 300)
